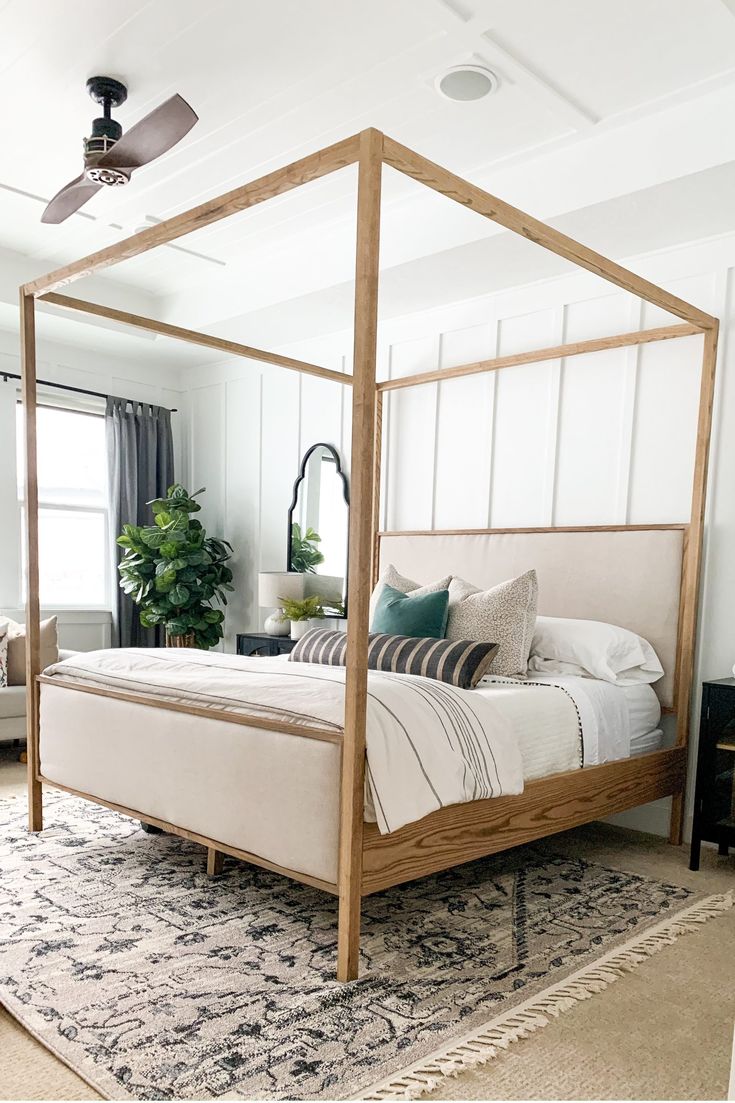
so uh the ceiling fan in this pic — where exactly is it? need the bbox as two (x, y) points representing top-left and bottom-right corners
(41, 76), (198, 224)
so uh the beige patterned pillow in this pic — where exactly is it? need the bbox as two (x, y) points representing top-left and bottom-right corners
(6, 616), (59, 685)
(369, 564), (452, 625)
(447, 570), (538, 676)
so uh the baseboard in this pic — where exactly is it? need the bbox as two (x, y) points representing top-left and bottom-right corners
(604, 797), (672, 838)
(604, 798), (695, 843)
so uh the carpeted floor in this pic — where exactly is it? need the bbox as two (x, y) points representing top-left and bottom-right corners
(1, 745), (733, 1101)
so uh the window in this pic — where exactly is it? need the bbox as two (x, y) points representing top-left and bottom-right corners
(16, 403), (109, 607)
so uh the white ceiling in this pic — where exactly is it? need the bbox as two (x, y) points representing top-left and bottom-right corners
(2, 0), (735, 365)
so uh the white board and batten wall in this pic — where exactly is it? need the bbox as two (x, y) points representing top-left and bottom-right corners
(0, 332), (187, 652)
(185, 230), (735, 838)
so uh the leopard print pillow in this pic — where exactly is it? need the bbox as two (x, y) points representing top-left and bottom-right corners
(446, 569), (538, 676)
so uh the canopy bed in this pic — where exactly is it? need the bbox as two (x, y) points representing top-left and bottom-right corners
(19, 129), (718, 981)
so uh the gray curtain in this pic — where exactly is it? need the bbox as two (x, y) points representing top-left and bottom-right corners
(106, 397), (174, 647)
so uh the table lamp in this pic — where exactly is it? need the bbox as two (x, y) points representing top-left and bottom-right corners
(258, 571), (305, 636)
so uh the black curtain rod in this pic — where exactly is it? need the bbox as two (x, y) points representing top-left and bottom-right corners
(0, 371), (178, 413)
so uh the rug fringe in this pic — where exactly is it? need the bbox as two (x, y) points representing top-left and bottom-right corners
(358, 891), (734, 1101)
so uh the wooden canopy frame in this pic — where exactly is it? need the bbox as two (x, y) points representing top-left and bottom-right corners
(20, 129), (718, 982)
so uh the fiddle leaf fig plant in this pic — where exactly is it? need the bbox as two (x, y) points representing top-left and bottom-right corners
(116, 484), (234, 649)
(290, 522), (324, 573)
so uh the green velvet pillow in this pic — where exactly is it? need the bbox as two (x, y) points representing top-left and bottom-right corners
(371, 583), (449, 639)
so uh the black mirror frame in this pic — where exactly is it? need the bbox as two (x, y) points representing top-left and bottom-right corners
(287, 442), (350, 618)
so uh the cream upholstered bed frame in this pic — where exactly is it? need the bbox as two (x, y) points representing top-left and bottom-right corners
(19, 130), (718, 981)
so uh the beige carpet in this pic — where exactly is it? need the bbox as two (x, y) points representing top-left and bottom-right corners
(0, 747), (733, 1101)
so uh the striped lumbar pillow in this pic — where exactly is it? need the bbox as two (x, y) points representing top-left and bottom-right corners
(289, 628), (498, 689)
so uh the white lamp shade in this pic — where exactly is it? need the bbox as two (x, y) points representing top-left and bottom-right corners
(302, 573), (344, 604)
(258, 571), (305, 608)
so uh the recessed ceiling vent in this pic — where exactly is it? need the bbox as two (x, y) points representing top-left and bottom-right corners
(435, 64), (498, 102)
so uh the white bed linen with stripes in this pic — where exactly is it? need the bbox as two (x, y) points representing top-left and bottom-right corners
(45, 649), (525, 834)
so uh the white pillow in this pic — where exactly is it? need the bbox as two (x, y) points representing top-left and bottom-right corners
(528, 616), (664, 686)
(369, 564), (452, 624)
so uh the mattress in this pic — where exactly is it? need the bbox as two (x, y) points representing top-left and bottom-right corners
(621, 683), (662, 743)
(631, 728), (664, 755)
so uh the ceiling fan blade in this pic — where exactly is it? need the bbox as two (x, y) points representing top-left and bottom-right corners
(96, 94), (198, 172)
(41, 174), (102, 224)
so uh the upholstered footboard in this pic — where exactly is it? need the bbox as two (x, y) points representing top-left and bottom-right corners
(38, 682), (342, 887)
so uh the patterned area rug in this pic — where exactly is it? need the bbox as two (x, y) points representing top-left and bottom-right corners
(0, 792), (730, 1101)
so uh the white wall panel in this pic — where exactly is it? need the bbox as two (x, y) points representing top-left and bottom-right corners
(259, 366), (300, 572)
(628, 333), (701, 522)
(299, 373), (344, 460)
(385, 334), (439, 530)
(224, 373), (262, 649)
(491, 309), (559, 527)
(554, 296), (633, 525)
(434, 322), (496, 529)
(641, 273), (717, 329)
(189, 383), (226, 538)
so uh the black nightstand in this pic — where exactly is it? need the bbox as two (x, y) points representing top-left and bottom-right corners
(690, 677), (735, 870)
(236, 632), (297, 658)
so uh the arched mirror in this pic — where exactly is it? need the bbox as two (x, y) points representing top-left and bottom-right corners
(287, 443), (349, 617)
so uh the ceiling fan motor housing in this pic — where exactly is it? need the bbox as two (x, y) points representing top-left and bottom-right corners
(83, 75), (130, 185)
(85, 161), (130, 186)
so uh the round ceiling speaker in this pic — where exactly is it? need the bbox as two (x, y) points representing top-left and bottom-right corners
(435, 64), (499, 102)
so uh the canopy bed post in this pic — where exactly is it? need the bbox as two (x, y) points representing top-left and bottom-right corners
(19, 291), (42, 832)
(371, 389), (383, 588)
(338, 128), (383, 982)
(669, 321), (719, 843)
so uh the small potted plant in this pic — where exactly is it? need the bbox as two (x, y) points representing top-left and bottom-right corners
(278, 594), (329, 640)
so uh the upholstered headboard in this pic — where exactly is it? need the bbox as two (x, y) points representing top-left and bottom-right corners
(378, 526), (686, 709)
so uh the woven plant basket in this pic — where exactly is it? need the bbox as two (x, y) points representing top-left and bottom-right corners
(165, 632), (196, 648)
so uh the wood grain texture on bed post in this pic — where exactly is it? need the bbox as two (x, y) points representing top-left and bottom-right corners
(382, 138), (716, 331)
(375, 323), (700, 392)
(206, 848), (225, 878)
(19, 291), (42, 832)
(371, 389), (383, 588)
(338, 128), (383, 983)
(670, 323), (719, 845)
